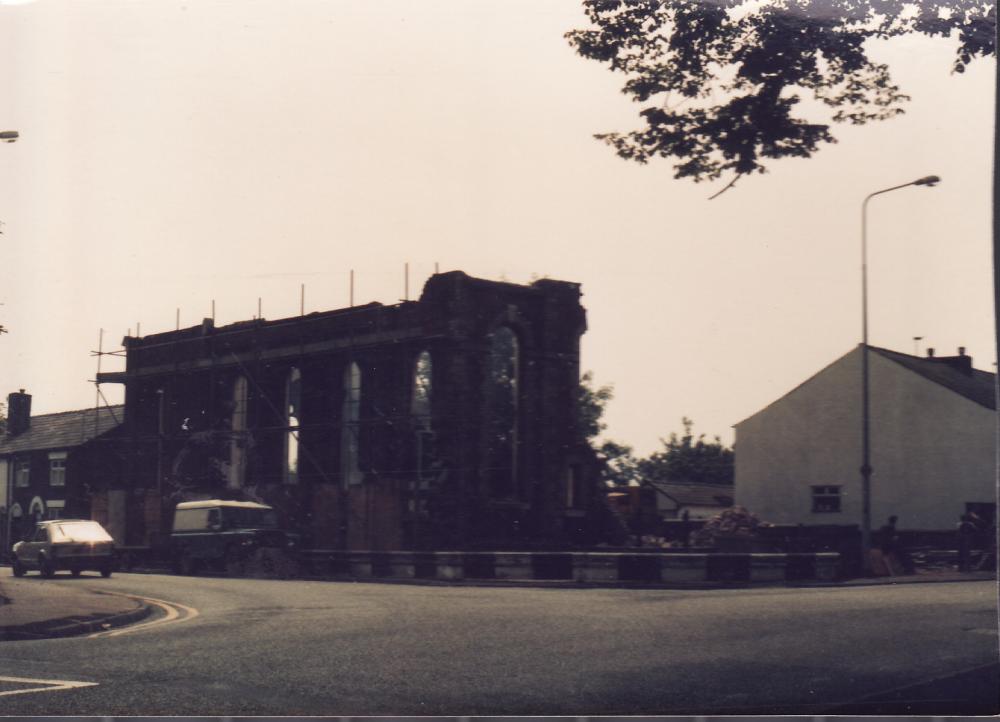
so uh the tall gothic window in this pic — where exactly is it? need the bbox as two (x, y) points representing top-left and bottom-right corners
(411, 351), (432, 430)
(341, 362), (362, 487)
(411, 351), (433, 488)
(484, 327), (519, 498)
(284, 367), (301, 485)
(228, 375), (248, 489)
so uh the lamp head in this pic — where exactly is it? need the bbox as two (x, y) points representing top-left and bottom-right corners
(913, 175), (940, 187)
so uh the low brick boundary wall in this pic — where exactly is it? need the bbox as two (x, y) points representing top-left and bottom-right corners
(298, 550), (841, 585)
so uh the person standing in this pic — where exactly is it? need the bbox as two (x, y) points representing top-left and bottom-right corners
(974, 518), (997, 572)
(957, 514), (977, 572)
(872, 515), (900, 576)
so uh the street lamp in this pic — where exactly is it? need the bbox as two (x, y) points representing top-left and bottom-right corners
(860, 174), (940, 571)
(0, 131), (18, 143)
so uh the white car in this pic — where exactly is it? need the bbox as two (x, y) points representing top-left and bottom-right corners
(12, 519), (116, 578)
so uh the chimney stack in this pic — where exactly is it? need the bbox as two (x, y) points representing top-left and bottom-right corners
(6, 389), (31, 436)
(924, 346), (973, 375)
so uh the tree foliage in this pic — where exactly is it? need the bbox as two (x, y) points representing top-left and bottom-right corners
(577, 371), (641, 486)
(577, 375), (731, 487)
(566, 0), (995, 192)
(638, 417), (734, 485)
(577, 370), (615, 440)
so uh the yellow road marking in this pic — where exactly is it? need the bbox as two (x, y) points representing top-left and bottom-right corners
(87, 592), (200, 638)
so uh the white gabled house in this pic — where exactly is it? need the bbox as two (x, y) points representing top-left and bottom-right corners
(734, 346), (996, 532)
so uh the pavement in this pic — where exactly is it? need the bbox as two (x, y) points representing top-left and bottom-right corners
(0, 565), (993, 642)
(0, 574), (151, 641)
(797, 566), (997, 587)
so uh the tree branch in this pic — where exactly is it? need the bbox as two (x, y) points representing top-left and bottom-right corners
(708, 174), (742, 200)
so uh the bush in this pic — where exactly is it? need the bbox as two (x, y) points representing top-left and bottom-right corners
(692, 506), (763, 547)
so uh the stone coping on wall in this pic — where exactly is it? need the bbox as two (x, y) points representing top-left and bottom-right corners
(297, 549), (842, 585)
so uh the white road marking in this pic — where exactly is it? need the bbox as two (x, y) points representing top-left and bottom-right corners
(87, 592), (200, 638)
(0, 675), (98, 697)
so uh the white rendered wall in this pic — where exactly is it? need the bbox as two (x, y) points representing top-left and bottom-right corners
(735, 347), (996, 530)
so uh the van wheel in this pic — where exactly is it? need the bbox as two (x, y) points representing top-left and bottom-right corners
(39, 556), (55, 578)
(71, 568), (81, 577)
(224, 548), (245, 578)
(179, 555), (199, 576)
(11, 557), (25, 577)
(100, 565), (113, 578)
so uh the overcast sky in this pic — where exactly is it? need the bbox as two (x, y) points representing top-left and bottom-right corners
(0, 0), (994, 455)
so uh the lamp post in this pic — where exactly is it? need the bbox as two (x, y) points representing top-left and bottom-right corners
(0, 130), (14, 555)
(860, 174), (940, 571)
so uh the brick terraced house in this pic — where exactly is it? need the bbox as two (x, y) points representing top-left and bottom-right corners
(1, 392), (124, 554)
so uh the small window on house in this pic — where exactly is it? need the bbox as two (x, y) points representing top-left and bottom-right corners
(284, 367), (301, 485)
(811, 485), (841, 513)
(341, 362), (362, 487)
(48, 452), (67, 487)
(15, 459), (30, 488)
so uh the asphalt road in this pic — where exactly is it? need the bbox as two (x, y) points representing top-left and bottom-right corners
(0, 569), (996, 715)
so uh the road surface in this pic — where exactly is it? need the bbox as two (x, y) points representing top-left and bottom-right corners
(0, 569), (996, 715)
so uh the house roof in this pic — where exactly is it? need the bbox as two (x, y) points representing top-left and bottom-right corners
(871, 347), (996, 411)
(735, 345), (997, 428)
(0, 405), (124, 455)
(645, 481), (734, 508)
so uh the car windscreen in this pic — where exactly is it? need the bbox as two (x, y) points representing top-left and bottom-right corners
(50, 522), (113, 543)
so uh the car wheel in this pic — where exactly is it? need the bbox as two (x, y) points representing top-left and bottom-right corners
(11, 557), (25, 577)
(39, 556), (55, 578)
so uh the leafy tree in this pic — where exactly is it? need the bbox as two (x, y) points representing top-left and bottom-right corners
(598, 438), (642, 487)
(638, 417), (734, 485)
(577, 371), (640, 486)
(577, 370), (614, 440)
(566, 0), (995, 195)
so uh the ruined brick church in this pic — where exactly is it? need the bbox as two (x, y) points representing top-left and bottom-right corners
(97, 272), (605, 551)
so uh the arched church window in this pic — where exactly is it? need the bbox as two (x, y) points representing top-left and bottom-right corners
(228, 375), (248, 489)
(284, 367), (301, 485)
(341, 362), (362, 487)
(411, 351), (432, 430)
(484, 327), (519, 498)
(411, 351), (434, 492)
